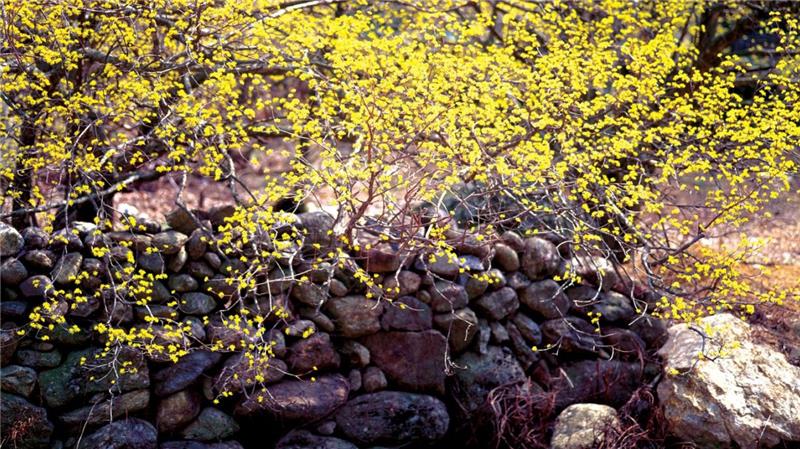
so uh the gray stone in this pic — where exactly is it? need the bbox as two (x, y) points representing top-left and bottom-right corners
(286, 332), (341, 373)
(59, 389), (150, 429)
(629, 316), (668, 350)
(501, 231), (525, 251)
(21, 226), (49, 249)
(22, 249), (55, 269)
(0, 394), (53, 449)
(181, 407), (240, 441)
(362, 366), (388, 392)
(284, 319), (317, 338)
(77, 418), (157, 449)
(1, 300), (26, 321)
(167, 207), (201, 235)
(204, 252), (222, 269)
(505, 322), (540, 369)
(433, 308), (479, 353)
(551, 403), (620, 449)
(157, 389), (202, 433)
(1, 258), (27, 286)
(506, 271), (531, 289)
(276, 430), (358, 449)
(134, 304), (178, 321)
(106, 231), (152, 251)
(14, 349), (62, 369)
(170, 274), (200, 293)
(290, 281), (328, 307)
(450, 346), (526, 414)
(519, 279), (571, 319)
(474, 287), (519, 320)
(1, 324), (22, 366)
(19, 275), (53, 298)
(380, 296), (432, 331)
(335, 391), (449, 445)
(338, 341), (370, 368)
(463, 274), (489, 299)
(154, 351), (222, 397)
(489, 321), (510, 344)
(186, 229), (208, 259)
(234, 374), (349, 421)
(493, 243), (520, 271)
(187, 260), (215, 280)
(297, 211), (335, 251)
(152, 230), (189, 254)
(592, 291), (635, 324)
(299, 308), (336, 333)
(511, 313), (542, 346)
(657, 314), (800, 448)
(180, 292), (216, 315)
(0, 365), (37, 397)
(137, 252), (165, 273)
(0, 222), (24, 256)
(602, 328), (645, 361)
(552, 360), (647, 410)
(40, 347), (149, 409)
(324, 295), (383, 338)
(423, 253), (461, 278)
(429, 280), (468, 312)
(348, 368), (362, 393)
(382, 270), (421, 297)
(520, 237), (560, 279)
(212, 353), (287, 395)
(363, 330), (447, 394)
(541, 317), (600, 355)
(362, 242), (403, 273)
(328, 278), (349, 297)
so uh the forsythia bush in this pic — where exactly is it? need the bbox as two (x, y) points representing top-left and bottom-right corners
(2, 0), (799, 365)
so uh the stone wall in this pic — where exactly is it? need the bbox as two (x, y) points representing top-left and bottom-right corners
(0, 211), (667, 449)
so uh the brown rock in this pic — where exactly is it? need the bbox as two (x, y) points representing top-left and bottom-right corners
(157, 389), (202, 433)
(363, 330), (447, 394)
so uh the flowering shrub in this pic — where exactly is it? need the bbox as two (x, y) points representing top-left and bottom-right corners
(2, 0), (799, 372)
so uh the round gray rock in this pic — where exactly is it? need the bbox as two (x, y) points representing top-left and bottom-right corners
(335, 391), (449, 445)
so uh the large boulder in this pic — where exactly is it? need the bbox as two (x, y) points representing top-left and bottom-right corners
(363, 330), (448, 394)
(77, 418), (157, 449)
(657, 313), (800, 447)
(551, 403), (620, 449)
(334, 391), (449, 446)
(0, 394), (54, 449)
(234, 374), (349, 421)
